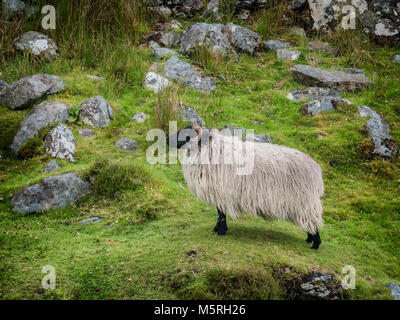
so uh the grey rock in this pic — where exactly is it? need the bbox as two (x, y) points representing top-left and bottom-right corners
(180, 23), (236, 58)
(298, 272), (340, 300)
(203, 0), (220, 20)
(115, 138), (139, 152)
(264, 40), (291, 51)
(394, 55), (400, 64)
(277, 49), (301, 61)
(144, 72), (171, 93)
(217, 74), (226, 80)
(237, 9), (250, 20)
(287, 87), (340, 101)
(1, 0), (25, 19)
(144, 30), (181, 48)
(222, 22), (260, 55)
(0, 74), (65, 110)
(79, 128), (94, 139)
(79, 96), (113, 128)
(220, 125), (245, 137)
(357, 106), (398, 158)
(307, 40), (338, 55)
(183, 0), (203, 13)
(244, 133), (272, 143)
(343, 68), (365, 74)
(45, 124), (76, 162)
(292, 65), (374, 91)
(43, 160), (60, 173)
(149, 40), (160, 49)
(308, 0), (399, 43)
(132, 112), (147, 123)
(0, 79), (7, 91)
(164, 56), (216, 94)
(13, 31), (59, 60)
(11, 101), (71, 154)
(300, 97), (351, 116)
(152, 47), (177, 59)
(11, 172), (90, 214)
(180, 103), (205, 127)
(387, 282), (400, 300)
(79, 217), (101, 225)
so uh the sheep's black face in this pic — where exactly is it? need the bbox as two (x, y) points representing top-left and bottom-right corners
(168, 126), (198, 149)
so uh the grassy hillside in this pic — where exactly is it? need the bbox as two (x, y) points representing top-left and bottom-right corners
(0, 1), (399, 299)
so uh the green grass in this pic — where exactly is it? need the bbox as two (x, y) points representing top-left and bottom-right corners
(1, 2), (400, 300)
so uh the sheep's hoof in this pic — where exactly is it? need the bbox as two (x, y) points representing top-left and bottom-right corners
(306, 233), (313, 244)
(217, 230), (227, 236)
(311, 242), (320, 250)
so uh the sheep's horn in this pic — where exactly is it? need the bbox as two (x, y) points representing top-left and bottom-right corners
(191, 125), (202, 142)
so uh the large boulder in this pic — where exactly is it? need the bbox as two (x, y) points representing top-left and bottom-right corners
(10, 101), (71, 154)
(78, 96), (113, 128)
(143, 72), (171, 93)
(0, 74), (65, 110)
(221, 22), (260, 55)
(11, 172), (90, 214)
(292, 65), (374, 91)
(45, 124), (76, 162)
(13, 31), (59, 60)
(164, 56), (216, 94)
(180, 23), (235, 58)
(357, 106), (398, 159)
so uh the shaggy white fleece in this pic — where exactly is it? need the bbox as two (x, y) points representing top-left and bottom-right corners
(182, 129), (324, 234)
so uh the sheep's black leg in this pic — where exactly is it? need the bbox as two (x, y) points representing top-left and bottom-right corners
(311, 229), (321, 250)
(306, 233), (313, 244)
(214, 209), (228, 236)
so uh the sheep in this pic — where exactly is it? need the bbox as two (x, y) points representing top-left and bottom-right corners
(169, 125), (324, 249)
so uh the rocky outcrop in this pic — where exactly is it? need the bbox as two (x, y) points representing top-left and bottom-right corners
(357, 106), (398, 159)
(11, 172), (90, 214)
(0, 74), (65, 110)
(13, 31), (59, 60)
(11, 101), (71, 154)
(306, 0), (399, 44)
(45, 124), (76, 162)
(78, 96), (113, 128)
(164, 56), (216, 94)
(144, 72), (171, 93)
(292, 65), (374, 91)
(114, 138), (139, 152)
